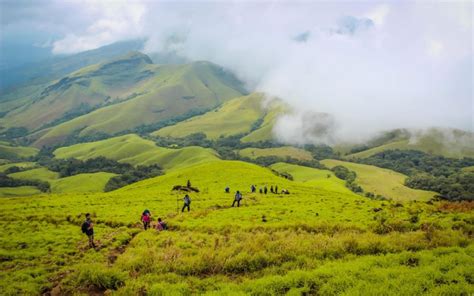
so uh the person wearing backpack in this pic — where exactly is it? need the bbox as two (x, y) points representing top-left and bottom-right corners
(141, 210), (151, 230)
(232, 190), (243, 207)
(81, 213), (96, 248)
(182, 194), (191, 212)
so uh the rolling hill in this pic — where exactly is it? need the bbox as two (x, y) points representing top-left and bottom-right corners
(270, 162), (350, 193)
(345, 128), (474, 159)
(239, 146), (313, 161)
(0, 142), (39, 159)
(321, 159), (436, 201)
(1, 52), (247, 147)
(53, 134), (220, 171)
(153, 93), (285, 141)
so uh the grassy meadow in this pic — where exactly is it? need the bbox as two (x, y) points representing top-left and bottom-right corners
(321, 159), (436, 202)
(1, 160), (472, 295)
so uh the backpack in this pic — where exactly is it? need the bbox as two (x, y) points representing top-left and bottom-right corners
(81, 221), (88, 234)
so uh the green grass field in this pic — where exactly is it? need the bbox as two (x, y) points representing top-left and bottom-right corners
(53, 134), (220, 171)
(321, 159), (436, 201)
(240, 147), (313, 161)
(0, 160), (472, 295)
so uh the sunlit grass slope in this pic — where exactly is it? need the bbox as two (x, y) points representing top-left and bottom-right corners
(153, 93), (264, 139)
(240, 146), (313, 161)
(53, 134), (220, 170)
(0, 142), (39, 159)
(346, 128), (474, 159)
(0, 160), (472, 295)
(270, 162), (350, 193)
(50, 172), (117, 193)
(33, 59), (246, 147)
(7, 167), (59, 182)
(321, 159), (436, 201)
(0, 186), (41, 197)
(0, 161), (36, 172)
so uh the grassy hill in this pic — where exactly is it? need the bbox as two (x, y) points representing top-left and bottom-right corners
(31, 59), (246, 147)
(8, 167), (59, 182)
(0, 142), (39, 159)
(0, 186), (42, 197)
(321, 159), (436, 201)
(153, 93), (286, 142)
(53, 134), (220, 171)
(1, 52), (247, 147)
(0, 160), (472, 294)
(153, 93), (265, 139)
(345, 128), (474, 159)
(239, 146), (313, 161)
(270, 162), (350, 193)
(0, 161), (36, 172)
(50, 172), (117, 193)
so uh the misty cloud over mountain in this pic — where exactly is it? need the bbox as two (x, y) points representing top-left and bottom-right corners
(1, 0), (472, 144)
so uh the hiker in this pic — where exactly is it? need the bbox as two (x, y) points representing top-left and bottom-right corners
(156, 218), (168, 231)
(232, 190), (243, 207)
(182, 194), (191, 212)
(251, 185), (256, 193)
(264, 186), (268, 194)
(270, 186), (274, 193)
(225, 186), (230, 193)
(281, 189), (290, 195)
(81, 213), (96, 248)
(141, 210), (151, 230)
(187, 180), (192, 188)
(259, 188), (263, 194)
(275, 186), (278, 194)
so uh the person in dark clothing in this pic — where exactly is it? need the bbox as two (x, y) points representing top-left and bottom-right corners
(182, 194), (191, 212)
(225, 186), (230, 193)
(141, 210), (151, 230)
(251, 185), (256, 193)
(81, 213), (96, 248)
(232, 191), (243, 207)
(259, 188), (263, 194)
(275, 186), (278, 194)
(264, 186), (268, 194)
(270, 186), (274, 193)
(187, 180), (192, 188)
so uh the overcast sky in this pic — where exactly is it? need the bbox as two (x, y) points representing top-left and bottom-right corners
(1, 0), (472, 143)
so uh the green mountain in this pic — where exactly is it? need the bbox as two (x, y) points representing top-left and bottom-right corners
(153, 92), (285, 141)
(0, 52), (247, 147)
(0, 40), (144, 92)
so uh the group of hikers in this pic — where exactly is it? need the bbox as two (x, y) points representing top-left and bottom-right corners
(82, 181), (289, 248)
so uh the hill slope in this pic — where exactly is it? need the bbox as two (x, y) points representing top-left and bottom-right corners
(153, 93), (265, 139)
(1, 160), (472, 295)
(53, 134), (220, 171)
(346, 128), (474, 159)
(321, 159), (436, 201)
(240, 147), (313, 161)
(31, 59), (246, 147)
